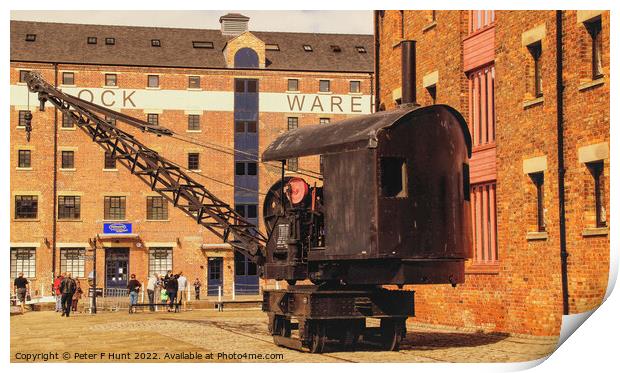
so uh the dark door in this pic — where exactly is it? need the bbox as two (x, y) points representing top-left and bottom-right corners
(105, 248), (129, 288)
(207, 257), (223, 296)
(234, 251), (259, 295)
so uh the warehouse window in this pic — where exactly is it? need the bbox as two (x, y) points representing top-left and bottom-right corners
(234, 48), (259, 69)
(286, 117), (299, 171)
(10, 248), (36, 279)
(192, 41), (213, 49)
(585, 17), (604, 79)
(146, 196), (168, 220)
(527, 42), (543, 98)
(25, 34), (36, 42)
(188, 76), (201, 89)
(587, 161), (606, 227)
(380, 157), (408, 198)
(105, 37), (115, 45)
(105, 74), (117, 87)
(287, 117), (299, 130)
(188, 114), (200, 131)
(319, 80), (330, 92)
(468, 65), (495, 147)
(149, 248), (173, 277)
(235, 162), (257, 176)
(147, 75), (159, 88)
(356, 46), (366, 53)
(147, 113), (159, 126)
(287, 79), (299, 92)
(61, 151), (75, 169)
(62, 113), (74, 128)
(470, 182), (498, 264)
(104, 196), (126, 220)
(319, 118), (330, 124)
(62, 72), (75, 85)
(427, 84), (437, 104)
(87, 36), (97, 44)
(528, 172), (545, 232)
(19, 70), (30, 82)
(15, 195), (38, 219)
(350, 80), (361, 93)
(235, 120), (257, 133)
(18, 111), (29, 127)
(18, 150), (31, 168)
(58, 196), (81, 220)
(151, 39), (161, 47)
(235, 204), (258, 219)
(104, 151), (116, 169)
(188, 153), (200, 170)
(105, 116), (116, 126)
(60, 248), (85, 278)
(469, 10), (495, 34)
(303, 44), (313, 52)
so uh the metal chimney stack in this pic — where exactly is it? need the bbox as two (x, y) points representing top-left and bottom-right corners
(400, 40), (418, 107)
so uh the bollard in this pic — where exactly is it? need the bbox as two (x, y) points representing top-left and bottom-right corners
(141, 287), (145, 303)
(276, 281), (280, 290)
(232, 282), (236, 301)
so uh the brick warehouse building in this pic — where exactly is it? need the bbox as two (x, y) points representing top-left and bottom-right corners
(376, 10), (609, 336)
(9, 14), (373, 298)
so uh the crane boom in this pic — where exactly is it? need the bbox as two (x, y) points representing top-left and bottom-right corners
(23, 71), (267, 264)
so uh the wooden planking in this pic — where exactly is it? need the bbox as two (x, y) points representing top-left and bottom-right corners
(463, 25), (495, 72)
(470, 146), (496, 184)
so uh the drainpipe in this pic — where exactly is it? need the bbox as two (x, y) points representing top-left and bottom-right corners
(52, 63), (58, 280)
(555, 10), (569, 315)
(374, 10), (381, 112)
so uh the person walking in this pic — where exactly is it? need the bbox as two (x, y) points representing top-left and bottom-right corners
(177, 272), (188, 310)
(59, 273), (77, 317)
(127, 274), (141, 313)
(193, 278), (202, 300)
(71, 279), (84, 313)
(165, 274), (179, 312)
(13, 272), (30, 313)
(146, 273), (158, 311)
(53, 273), (64, 312)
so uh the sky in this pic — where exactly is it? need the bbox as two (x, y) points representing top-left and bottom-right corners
(10, 10), (374, 35)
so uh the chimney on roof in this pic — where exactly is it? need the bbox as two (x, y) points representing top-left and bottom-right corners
(219, 13), (250, 36)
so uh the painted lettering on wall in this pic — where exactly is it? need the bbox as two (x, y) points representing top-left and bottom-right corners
(286, 94), (365, 113)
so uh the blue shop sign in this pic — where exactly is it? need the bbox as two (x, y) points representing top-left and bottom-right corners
(103, 222), (132, 234)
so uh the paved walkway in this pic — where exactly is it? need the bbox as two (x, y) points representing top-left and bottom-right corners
(10, 309), (558, 363)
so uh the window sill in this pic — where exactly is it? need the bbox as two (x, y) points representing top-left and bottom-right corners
(16, 167), (33, 171)
(187, 88), (202, 91)
(13, 219), (40, 222)
(145, 87), (161, 90)
(526, 231), (548, 241)
(103, 168), (119, 172)
(59, 84), (76, 88)
(286, 90), (301, 94)
(16, 82), (27, 86)
(15, 126), (26, 130)
(348, 92), (362, 95)
(102, 219), (128, 222)
(317, 91), (332, 95)
(522, 96), (544, 109)
(60, 168), (76, 172)
(103, 85), (119, 89)
(466, 263), (500, 275)
(422, 21), (437, 32)
(578, 77), (605, 92)
(188, 169), (202, 173)
(60, 127), (76, 131)
(57, 219), (83, 222)
(582, 226), (609, 237)
(186, 130), (202, 133)
(145, 219), (170, 222)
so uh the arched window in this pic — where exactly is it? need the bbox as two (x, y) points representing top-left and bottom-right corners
(234, 48), (259, 68)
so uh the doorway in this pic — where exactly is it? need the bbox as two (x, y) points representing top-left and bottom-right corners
(207, 257), (223, 296)
(105, 248), (129, 289)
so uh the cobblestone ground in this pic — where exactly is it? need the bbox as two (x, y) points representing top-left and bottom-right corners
(10, 308), (558, 363)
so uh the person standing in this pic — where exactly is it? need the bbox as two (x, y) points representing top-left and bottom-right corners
(127, 274), (141, 313)
(177, 272), (188, 309)
(165, 274), (179, 312)
(146, 273), (158, 311)
(13, 272), (30, 313)
(59, 273), (77, 317)
(53, 273), (64, 312)
(71, 279), (84, 313)
(193, 278), (202, 300)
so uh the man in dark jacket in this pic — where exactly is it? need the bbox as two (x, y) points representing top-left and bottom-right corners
(60, 273), (77, 317)
(165, 274), (179, 312)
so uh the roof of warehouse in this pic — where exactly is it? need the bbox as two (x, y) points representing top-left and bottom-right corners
(10, 21), (374, 73)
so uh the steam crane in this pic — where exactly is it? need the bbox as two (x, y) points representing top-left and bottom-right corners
(23, 43), (472, 354)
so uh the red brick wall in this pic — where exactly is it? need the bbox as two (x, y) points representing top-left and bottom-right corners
(376, 10), (609, 336)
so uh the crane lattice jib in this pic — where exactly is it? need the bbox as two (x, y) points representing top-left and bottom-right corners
(24, 71), (267, 263)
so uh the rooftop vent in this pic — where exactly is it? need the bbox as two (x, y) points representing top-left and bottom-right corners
(330, 45), (342, 52)
(25, 34), (36, 42)
(303, 44), (313, 52)
(266, 43), (280, 51)
(87, 37), (97, 44)
(193, 41), (214, 49)
(151, 39), (161, 47)
(356, 46), (367, 53)
(219, 13), (250, 36)
(105, 37), (115, 45)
